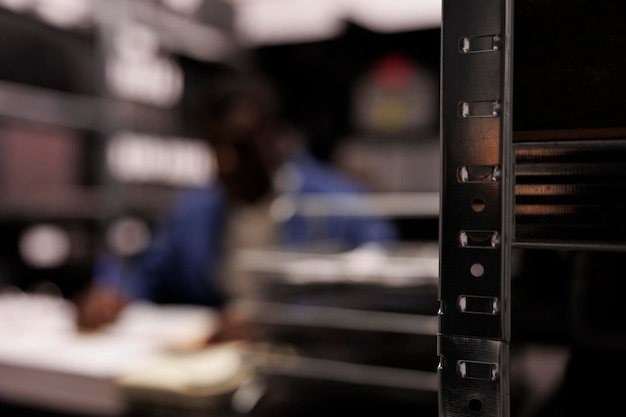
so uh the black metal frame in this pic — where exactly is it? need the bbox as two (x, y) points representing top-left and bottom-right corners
(438, 0), (513, 416)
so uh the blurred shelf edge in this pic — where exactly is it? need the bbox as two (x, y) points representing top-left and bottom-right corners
(235, 300), (438, 335)
(0, 79), (179, 134)
(245, 351), (438, 393)
(0, 188), (440, 220)
(0, 0), (244, 132)
(283, 192), (440, 218)
(107, 0), (242, 65)
(0, 185), (176, 220)
(0, 0), (242, 66)
(0, 360), (124, 417)
(512, 240), (626, 253)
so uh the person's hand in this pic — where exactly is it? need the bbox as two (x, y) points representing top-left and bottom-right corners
(74, 285), (128, 330)
(206, 306), (252, 344)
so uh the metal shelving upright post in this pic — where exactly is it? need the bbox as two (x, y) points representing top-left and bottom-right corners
(439, 1), (626, 416)
(438, 1), (513, 417)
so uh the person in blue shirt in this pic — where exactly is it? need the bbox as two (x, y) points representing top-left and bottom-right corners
(76, 71), (397, 329)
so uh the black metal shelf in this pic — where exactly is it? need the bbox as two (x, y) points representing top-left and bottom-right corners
(440, 1), (626, 417)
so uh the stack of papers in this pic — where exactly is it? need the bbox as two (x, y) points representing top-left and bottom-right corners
(0, 295), (236, 416)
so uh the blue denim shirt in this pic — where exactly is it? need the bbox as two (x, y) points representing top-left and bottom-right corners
(95, 153), (398, 306)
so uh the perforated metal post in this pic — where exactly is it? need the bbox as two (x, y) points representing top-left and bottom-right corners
(438, 1), (514, 416)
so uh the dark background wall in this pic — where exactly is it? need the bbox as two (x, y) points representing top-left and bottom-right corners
(251, 23), (441, 161)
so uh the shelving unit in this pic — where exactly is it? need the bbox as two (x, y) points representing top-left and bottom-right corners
(439, 1), (626, 416)
(0, 0), (241, 296)
(233, 243), (440, 412)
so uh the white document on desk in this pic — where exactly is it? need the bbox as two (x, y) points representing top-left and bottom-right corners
(0, 296), (220, 416)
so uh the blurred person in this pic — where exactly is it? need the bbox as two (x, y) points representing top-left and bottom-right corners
(76, 70), (398, 336)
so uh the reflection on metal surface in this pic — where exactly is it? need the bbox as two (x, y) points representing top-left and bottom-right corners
(514, 139), (626, 247)
(471, 198), (486, 212)
(459, 34), (502, 53)
(458, 100), (501, 118)
(438, 335), (508, 417)
(457, 360), (498, 380)
(247, 351), (438, 392)
(458, 230), (500, 248)
(458, 295), (499, 315)
(516, 184), (587, 196)
(515, 204), (578, 216)
(513, 127), (626, 142)
(457, 165), (501, 183)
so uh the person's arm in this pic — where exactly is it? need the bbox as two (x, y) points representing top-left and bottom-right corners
(75, 251), (129, 329)
(76, 194), (200, 328)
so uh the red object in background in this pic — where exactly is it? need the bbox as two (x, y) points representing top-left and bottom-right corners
(371, 53), (417, 90)
(351, 52), (438, 135)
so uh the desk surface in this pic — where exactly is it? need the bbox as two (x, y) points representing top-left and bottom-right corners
(0, 296), (242, 416)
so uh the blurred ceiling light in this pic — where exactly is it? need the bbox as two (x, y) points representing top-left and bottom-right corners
(1, 0), (93, 28)
(0, 0), (31, 12)
(113, 24), (161, 61)
(91, 0), (239, 65)
(233, 0), (344, 46)
(33, 0), (93, 28)
(229, 0), (441, 46)
(19, 224), (71, 269)
(345, 0), (441, 33)
(106, 131), (215, 187)
(160, 0), (204, 16)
